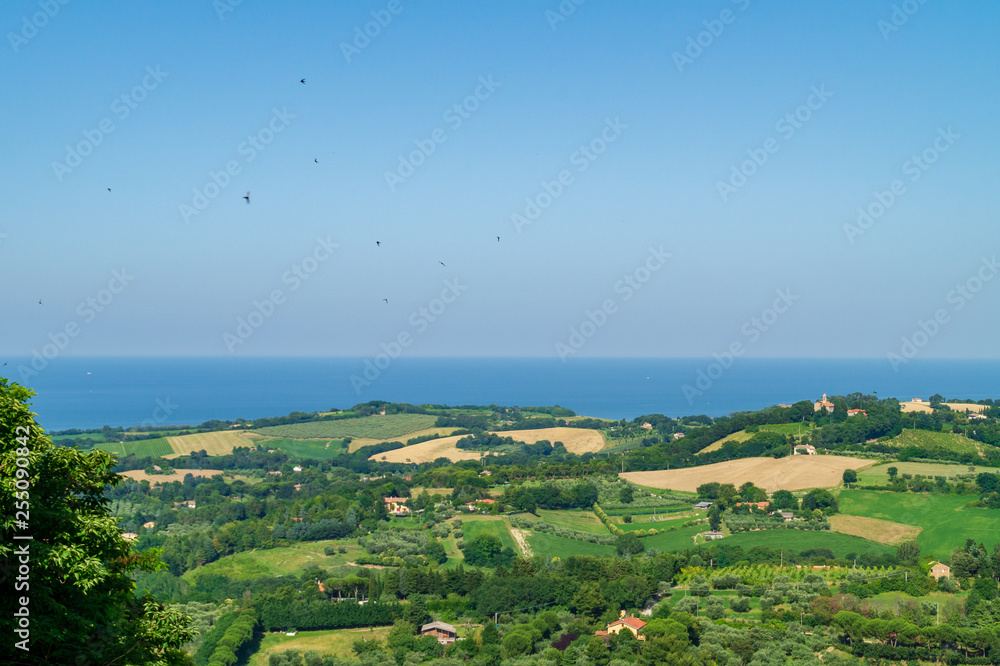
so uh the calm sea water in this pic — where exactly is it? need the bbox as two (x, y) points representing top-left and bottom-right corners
(6, 357), (999, 432)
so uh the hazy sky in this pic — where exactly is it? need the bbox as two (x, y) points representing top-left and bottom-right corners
(2, 0), (999, 361)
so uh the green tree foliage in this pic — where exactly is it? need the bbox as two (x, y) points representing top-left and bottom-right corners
(769, 489), (798, 511)
(801, 488), (838, 514)
(842, 469), (858, 486)
(0, 379), (194, 665)
(616, 533), (645, 557)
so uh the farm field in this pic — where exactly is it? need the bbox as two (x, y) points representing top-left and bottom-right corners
(347, 427), (458, 452)
(839, 490), (1000, 558)
(255, 437), (348, 460)
(494, 427), (606, 454)
(370, 427), (606, 463)
(535, 509), (607, 534)
(642, 525), (706, 552)
(945, 402), (988, 413)
(370, 435), (481, 464)
(621, 455), (875, 493)
(883, 429), (983, 456)
(619, 515), (698, 532)
(119, 468), (228, 483)
(698, 424), (813, 455)
(459, 516), (519, 555)
(94, 437), (173, 458)
(528, 531), (615, 559)
(827, 515), (921, 545)
(181, 540), (366, 583)
(856, 461), (1000, 486)
(722, 530), (893, 558)
(255, 414), (437, 440)
(164, 430), (256, 458)
(248, 626), (394, 665)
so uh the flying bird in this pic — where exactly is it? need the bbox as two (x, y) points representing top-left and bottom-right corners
(376, 241), (380, 247)
(439, 261), (446, 267)
(314, 158), (318, 163)
(497, 236), (500, 242)
(243, 192), (250, 204)
(300, 78), (306, 84)
(107, 188), (111, 192)
(38, 300), (42, 305)
(383, 298), (388, 304)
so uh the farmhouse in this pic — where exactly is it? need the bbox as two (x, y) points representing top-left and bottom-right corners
(641, 422), (653, 430)
(702, 531), (725, 540)
(672, 433), (685, 440)
(847, 409), (867, 417)
(466, 498), (497, 512)
(694, 501), (713, 510)
(793, 444), (816, 455)
(122, 532), (138, 541)
(735, 501), (770, 512)
(606, 615), (647, 640)
(384, 497), (411, 515)
(969, 413), (987, 420)
(142, 521), (155, 529)
(778, 511), (795, 522)
(479, 470), (492, 476)
(420, 621), (457, 644)
(814, 394), (835, 413)
(292, 466), (303, 472)
(929, 562), (951, 580)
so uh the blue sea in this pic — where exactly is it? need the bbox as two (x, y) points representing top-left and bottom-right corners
(5, 357), (999, 432)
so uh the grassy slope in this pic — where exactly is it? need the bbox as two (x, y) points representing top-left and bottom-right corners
(248, 627), (393, 665)
(256, 437), (349, 459)
(722, 530), (893, 558)
(254, 414), (437, 440)
(535, 509), (608, 535)
(528, 531), (616, 559)
(839, 490), (1000, 559)
(94, 437), (173, 457)
(460, 516), (518, 554)
(886, 429), (982, 456)
(857, 461), (1000, 486)
(181, 541), (365, 582)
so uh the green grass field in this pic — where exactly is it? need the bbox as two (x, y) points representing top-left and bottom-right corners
(839, 490), (1000, 559)
(642, 525), (705, 552)
(535, 509), (608, 535)
(248, 626), (394, 665)
(181, 540), (365, 583)
(460, 516), (518, 554)
(884, 429), (983, 456)
(94, 438), (173, 458)
(258, 438), (348, 460)
(254, 414), (437, 440)
(856, 461), (999, 486)
(528, 531), (615, 559)
(699, 423), (812, 455)
(619, 515), (697, 532)
(722, 529), (893, 558)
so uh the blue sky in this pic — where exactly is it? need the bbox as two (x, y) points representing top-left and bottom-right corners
(2, 0), (999, 361)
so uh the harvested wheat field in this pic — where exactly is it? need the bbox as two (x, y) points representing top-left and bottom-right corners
(828, 514), (921, 545)
(163, 430), (256, 458)
(119, 468), (228, 483)
(368, 435), (484, 464)
(496, 427), (605, 453)
(621, 455), (875, 493)
(347, 427), (459, 453)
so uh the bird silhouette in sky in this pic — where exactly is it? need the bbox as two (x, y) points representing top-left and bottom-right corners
(300, 78), (306, 84)
(439, 261), (446, 267)
(107, 188), (111, 192)
(383, 298), (388, 304)
(497, 236), (500, 242)
(376, 241), (380, 247)
(243, 192), (250, 204)
(314, 158), (318, 163)
(38, 300), (42, 305)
